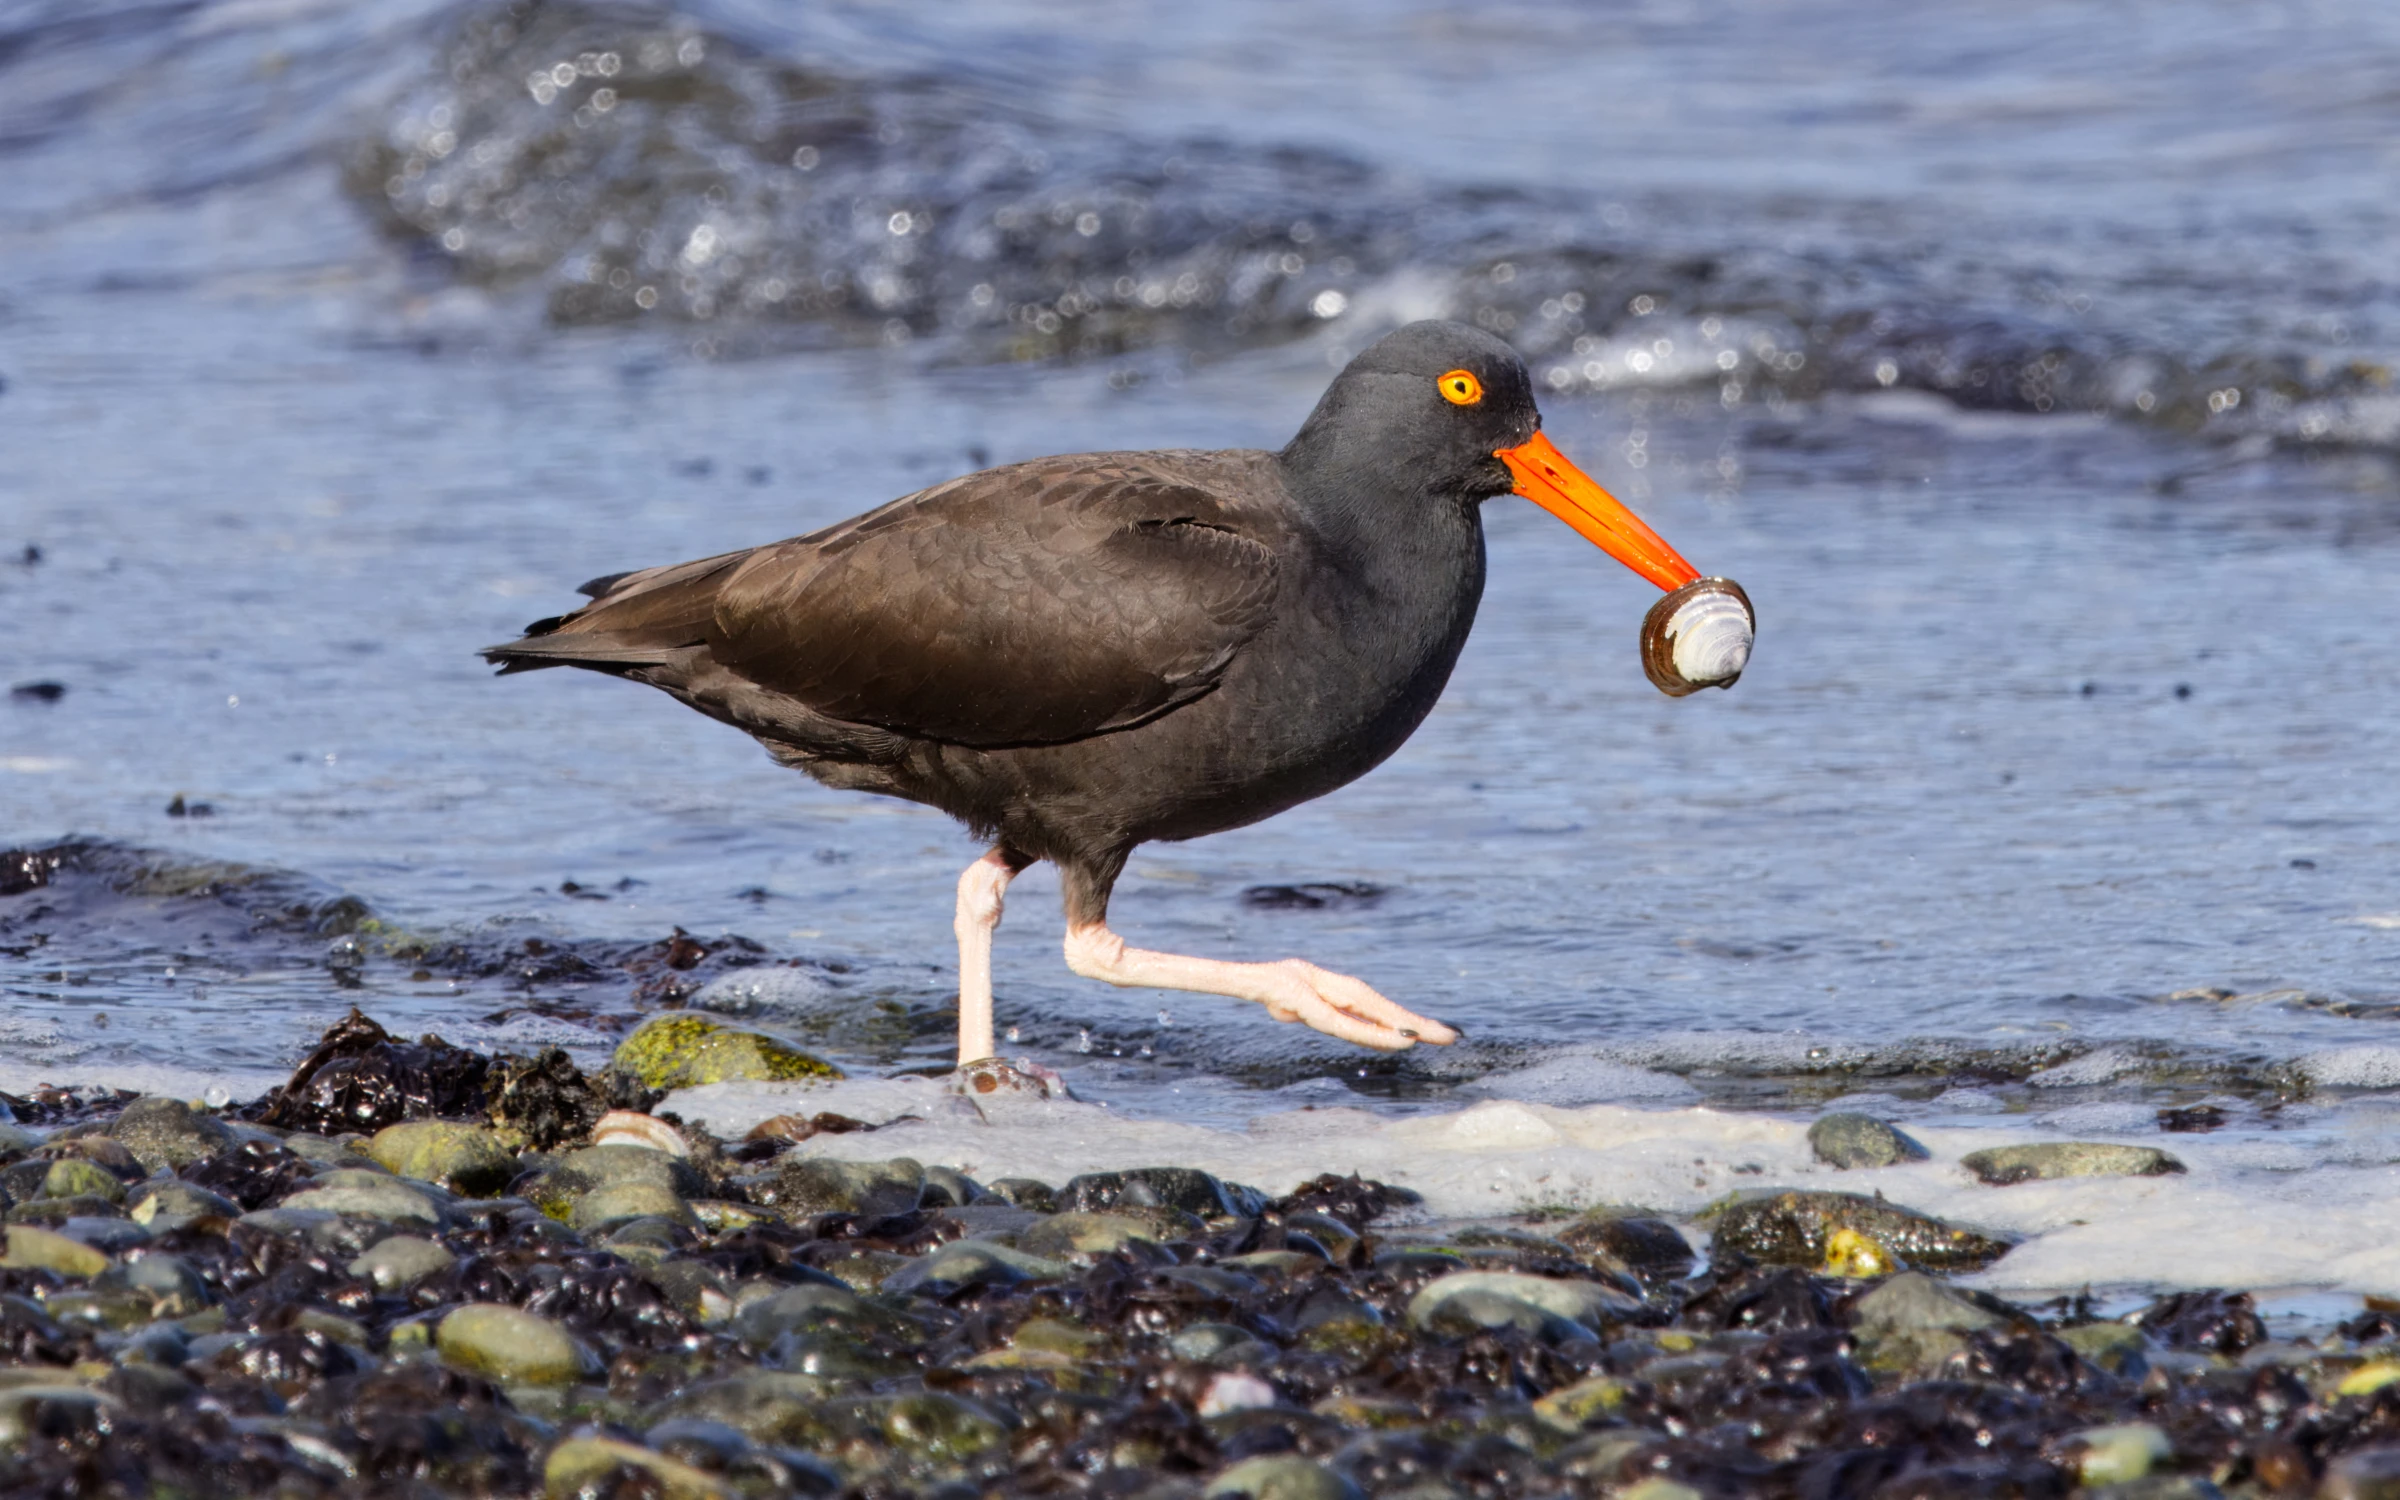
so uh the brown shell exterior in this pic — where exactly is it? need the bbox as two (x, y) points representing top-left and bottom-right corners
(1640, 576), (1755, 697)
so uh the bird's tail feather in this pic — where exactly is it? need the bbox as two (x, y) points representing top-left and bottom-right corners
(480, 547), (751, 675)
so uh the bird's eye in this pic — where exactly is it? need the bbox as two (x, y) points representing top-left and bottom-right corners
(1437, 369), (1484, 406)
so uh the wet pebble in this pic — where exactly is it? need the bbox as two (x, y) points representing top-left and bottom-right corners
(346, 1233), (458, 1292)
(436, 1303), (595, 1386)
(278, 1168), (450, 1230)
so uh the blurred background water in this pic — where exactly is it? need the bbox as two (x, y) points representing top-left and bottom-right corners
(5, 0), (2400, 1129)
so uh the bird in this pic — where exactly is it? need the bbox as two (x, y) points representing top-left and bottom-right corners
(484, 319), (1739, 1070)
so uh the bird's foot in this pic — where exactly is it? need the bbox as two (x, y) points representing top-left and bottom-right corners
(1063, 923), (1459, 1052)
(952, 1055), (1072, 1102)
(1251, 958), (1461, 1051)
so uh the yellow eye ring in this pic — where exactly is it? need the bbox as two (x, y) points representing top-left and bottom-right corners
(1437, 369), (1484, 406)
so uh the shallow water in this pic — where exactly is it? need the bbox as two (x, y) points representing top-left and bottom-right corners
(5, 0), (2400, 1288)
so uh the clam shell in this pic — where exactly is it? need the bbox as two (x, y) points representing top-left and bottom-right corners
(590, 1109), (689, 1156)
(1640, 577), (1754, 697)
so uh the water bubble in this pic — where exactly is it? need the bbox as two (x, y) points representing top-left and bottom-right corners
(791, 144), (819, 170)
(1875, 360), (1899, 386)
(204, 1085), (232, 1109)
(1076, 1029), (1093, 1054)
(1309, 289), (1347, 319)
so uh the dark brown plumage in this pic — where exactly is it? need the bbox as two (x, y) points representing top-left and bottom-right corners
(485, 319), (1711, 1064)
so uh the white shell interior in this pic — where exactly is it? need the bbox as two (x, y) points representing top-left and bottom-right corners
(1667, 590), (1754, 684)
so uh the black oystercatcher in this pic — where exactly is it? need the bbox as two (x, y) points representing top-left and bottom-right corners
(485, 321), (1746, 1066)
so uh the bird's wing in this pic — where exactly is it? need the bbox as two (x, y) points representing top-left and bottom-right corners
(709, 456), (1284, 747)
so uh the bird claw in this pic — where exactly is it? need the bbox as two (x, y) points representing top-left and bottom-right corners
(1263, 959), (1458, 1051)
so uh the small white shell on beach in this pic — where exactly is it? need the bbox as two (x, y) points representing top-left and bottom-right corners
(1640, 577), (1755, 697)
(591, 1109), (689, 1155)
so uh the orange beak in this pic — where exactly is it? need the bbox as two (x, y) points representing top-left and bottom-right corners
(1497, 431), (1700, 593)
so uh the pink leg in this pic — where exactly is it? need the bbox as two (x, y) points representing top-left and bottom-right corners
(954, 849), (1020, 1066)
(1062, 922), (1459, 1052)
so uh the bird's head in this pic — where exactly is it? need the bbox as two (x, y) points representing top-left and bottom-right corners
(1286, 319), (1751, 693)
(1288, 318), (1700, 592)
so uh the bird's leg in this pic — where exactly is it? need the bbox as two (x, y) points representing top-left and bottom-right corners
(1062, 923), (1460, 1050)
(954, 847), (1028, 1066)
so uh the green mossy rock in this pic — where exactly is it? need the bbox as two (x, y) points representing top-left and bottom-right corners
(1706, 1189), (2011, 1272)
(367, 1121), (518, 1197)
(39, 1158), (125, 1205)
(612, 1014), (842, 1091)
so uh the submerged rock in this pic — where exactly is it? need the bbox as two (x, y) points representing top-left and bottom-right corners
(612, 1014), (841, 1091)
(1707, 1188), (2011, 1272)
(1961, 1142), (2186, 1185)
(1807, 1112), (1930, 1169)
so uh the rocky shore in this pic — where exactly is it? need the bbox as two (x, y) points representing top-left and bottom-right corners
(0, 1012), (2394, 1498)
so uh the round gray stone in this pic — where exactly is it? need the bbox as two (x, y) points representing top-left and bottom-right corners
(1807, 1113), (1930, 1170)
